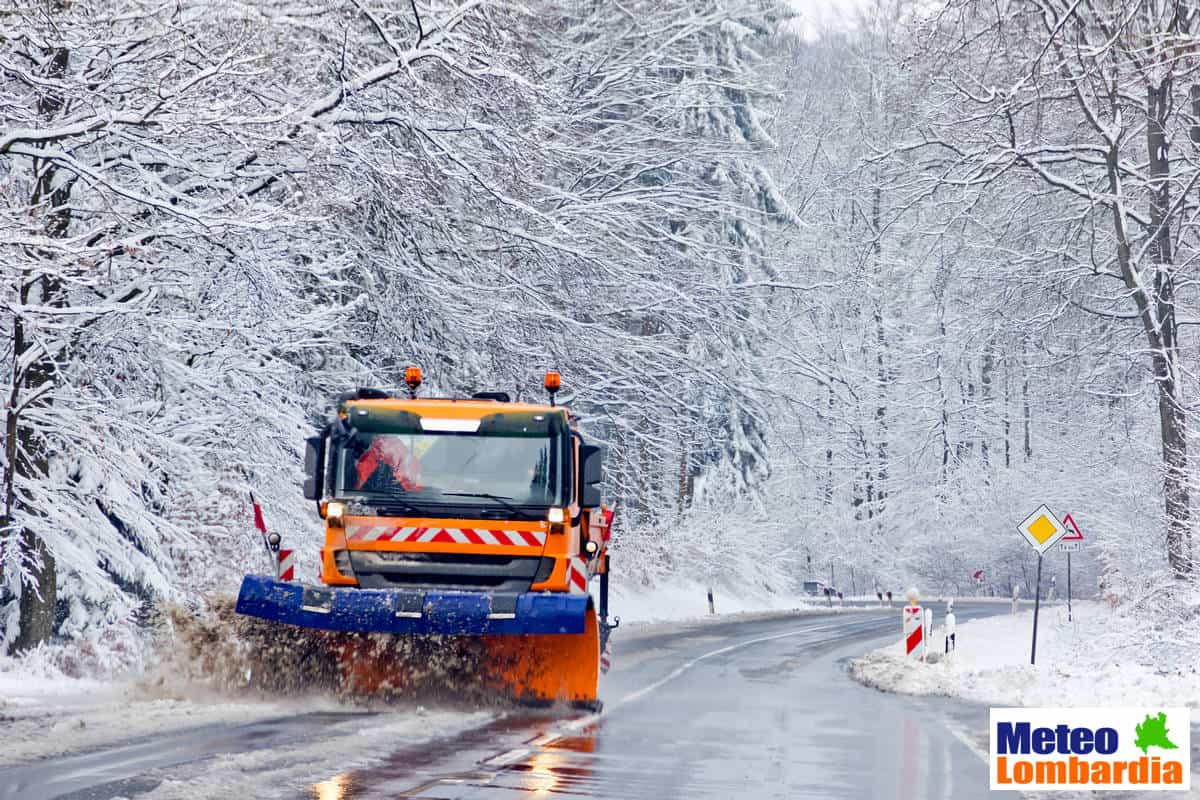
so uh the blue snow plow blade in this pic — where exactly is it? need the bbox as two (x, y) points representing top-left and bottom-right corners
(235, 575), (588, 635)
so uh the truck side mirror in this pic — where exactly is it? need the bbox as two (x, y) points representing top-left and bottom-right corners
(303, 433), (326, 501)
(580, 444), (604, 508)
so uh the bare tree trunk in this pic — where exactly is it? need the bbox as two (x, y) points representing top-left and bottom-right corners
(1190, 83), (1200, 146)
(981, 347), (994, 471)
(956, 378), (975, 462)
(1003, 360), (1011, 468)
(1022, 341), (1032, 461)
(823, 386), (834, 503)
(929, 243), (953, 482)
(871, 183), (889, 514)
(677, 437), (689, 514)
(10, 45), (71, 652)
(1145, 78), (1190, 575)
(636, 428), (651, 527)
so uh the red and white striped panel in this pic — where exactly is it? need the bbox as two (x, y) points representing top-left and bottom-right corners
(276, 549), (295, 582)
(344, 524), (547, 548)
(566, 556), (590, 594)
(903, 605), (924, 661)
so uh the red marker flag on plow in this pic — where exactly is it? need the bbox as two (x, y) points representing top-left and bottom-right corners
(252, 498), (268, 537)
(249, 492), (292, 580)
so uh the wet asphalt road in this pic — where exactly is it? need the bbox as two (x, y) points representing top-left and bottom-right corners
(1, 603), (1009, 800)
(317, 602), (1005, 800)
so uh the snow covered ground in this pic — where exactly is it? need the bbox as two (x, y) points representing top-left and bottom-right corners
(851, 601), (1200, 708)
(608, 577), (865, 623)
(0, 653), (351, 766)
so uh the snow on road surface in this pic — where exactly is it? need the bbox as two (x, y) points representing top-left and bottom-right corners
(65, 707), (494, 800)
(0, 658), (359, 766)
(1, 646), (493, 800)
(851, 601), (1200, 708)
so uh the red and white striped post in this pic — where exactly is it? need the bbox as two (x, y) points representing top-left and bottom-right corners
(276, 548), (295, 581)
(903, 606), (925, 660)
(903, 588), (925, 662)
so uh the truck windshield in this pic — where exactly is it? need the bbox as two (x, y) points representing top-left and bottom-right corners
(335, 431), (566, 508)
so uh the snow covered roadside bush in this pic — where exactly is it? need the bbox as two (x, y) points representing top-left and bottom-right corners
(850, 598), (1200, 708)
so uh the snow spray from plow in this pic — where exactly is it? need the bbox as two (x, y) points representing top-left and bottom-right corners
(235, 575), (602, 705)
(168, 598), (568, 704)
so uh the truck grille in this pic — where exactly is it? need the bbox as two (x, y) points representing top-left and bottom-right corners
(348, 551), (543, 592)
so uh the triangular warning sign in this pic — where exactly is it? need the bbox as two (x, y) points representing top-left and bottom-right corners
(1061, 513), (1084, 540)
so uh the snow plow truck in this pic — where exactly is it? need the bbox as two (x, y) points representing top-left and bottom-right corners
(236, 369), (616, 707)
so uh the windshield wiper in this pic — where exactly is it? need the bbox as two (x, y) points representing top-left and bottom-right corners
(362, 493), (426, 515)
(441, 491), (524, 516)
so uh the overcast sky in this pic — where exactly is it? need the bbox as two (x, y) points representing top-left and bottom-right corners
(787, 0), (869, 41)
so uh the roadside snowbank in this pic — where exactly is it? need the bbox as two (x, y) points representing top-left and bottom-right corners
(851, 601), (1200, 707)
(0, 654), (308, 765)
(609, 577), (850, 624)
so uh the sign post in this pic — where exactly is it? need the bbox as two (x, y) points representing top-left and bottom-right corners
(1059, 513), (1084, 622)
(1030, 552), (1043, 664)
(1017, 504), (1068, 665)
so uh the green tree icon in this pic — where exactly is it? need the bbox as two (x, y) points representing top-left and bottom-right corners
(1134, 712), (1180, 754)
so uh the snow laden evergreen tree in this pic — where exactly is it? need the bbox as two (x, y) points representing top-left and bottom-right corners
(540, 0), (791, 525)
(677, 3), (790, 516)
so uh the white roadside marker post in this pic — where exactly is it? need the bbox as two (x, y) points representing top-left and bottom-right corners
(944, 600), (956, 656)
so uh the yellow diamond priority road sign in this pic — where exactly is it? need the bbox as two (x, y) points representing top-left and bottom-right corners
(1017, 504), (1067, 554)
